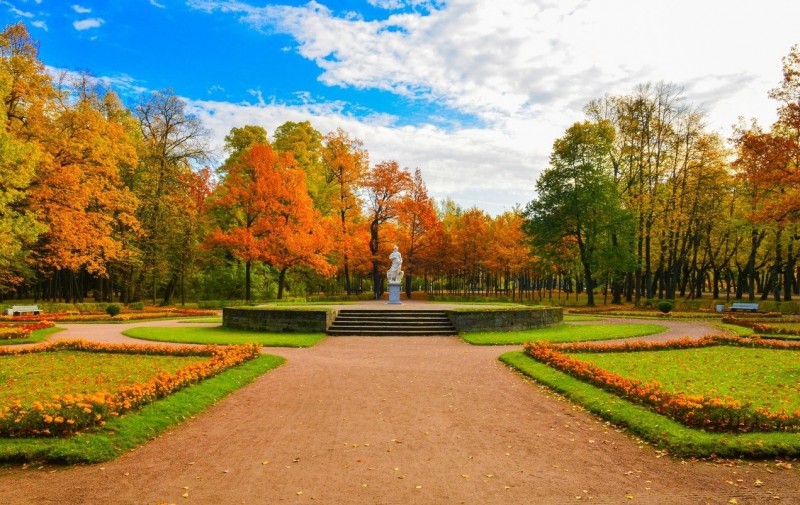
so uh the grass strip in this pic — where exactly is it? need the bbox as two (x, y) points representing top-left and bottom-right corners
(500, 351), (800, 459)
(123, 325), (325, 347)
(0, 354), (284, 463)
(461, 323), (665, 345)
(178, 317), (223, 323)
(563, 315), (602, 322)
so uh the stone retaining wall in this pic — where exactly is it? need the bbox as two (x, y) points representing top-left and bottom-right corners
(446, 307), (562, 332)
(223, 307), (336, 332)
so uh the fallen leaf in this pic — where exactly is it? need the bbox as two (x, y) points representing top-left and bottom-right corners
(296, 491), (303, 496)
(262, 461), (269, 465)
(625, 494), (634, 500)
(728, 499), (738, 504)
(182, 492), (189, 499)
(755, 479), (764, 487)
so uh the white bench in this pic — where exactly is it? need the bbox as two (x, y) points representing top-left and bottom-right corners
(2, 305), (42, 316)
(730, 302), (759, 313)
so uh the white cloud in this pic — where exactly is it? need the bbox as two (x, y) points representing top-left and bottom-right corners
(31, 19), (47, 30)
(366, 0), (442, 9)
(46, 66), (149, 97)
(6, 5), (34, 17)
(150, 0), (165, 8)
(185, 97), (537, 214)
(73, 17), (104, 30)
(71, 4), (91, 13)
(184, 0), (800, 213)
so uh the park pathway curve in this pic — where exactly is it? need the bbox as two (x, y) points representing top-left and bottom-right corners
(0, 319), (797, 504)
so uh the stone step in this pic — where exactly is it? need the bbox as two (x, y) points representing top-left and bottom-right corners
(329, 327), (455, 334)
(328, 309), (457, 336)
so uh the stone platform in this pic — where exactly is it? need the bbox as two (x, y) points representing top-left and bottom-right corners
(223, 301), (562, 335)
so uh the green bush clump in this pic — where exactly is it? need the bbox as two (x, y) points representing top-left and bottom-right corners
(658, 301), (673, 314)
(106, 304), (121, 317)
(128, 302), (144, 310)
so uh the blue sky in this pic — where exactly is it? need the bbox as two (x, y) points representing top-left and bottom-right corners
(3, 0), (800, 214)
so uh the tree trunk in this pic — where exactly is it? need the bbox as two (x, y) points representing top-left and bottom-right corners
(277, 267), (288, 300)
(245, 260), (252, 302)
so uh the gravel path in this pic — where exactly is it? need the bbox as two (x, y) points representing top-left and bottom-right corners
(0, 317), (797, 504)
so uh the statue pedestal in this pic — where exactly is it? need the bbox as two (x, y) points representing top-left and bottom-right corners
(388, 282), (402, 305)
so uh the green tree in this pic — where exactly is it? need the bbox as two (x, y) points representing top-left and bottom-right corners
(524, 120), (631, 307)
(134, 89), (210, 304)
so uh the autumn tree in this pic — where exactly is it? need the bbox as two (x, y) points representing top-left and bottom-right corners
(449, 208), (490, 295)
(0, 64), (44, 296)
(322, 128), (368, 294)
(363, 160), (412, 298)
(134, 89), (210, 304)
(396, 168), (439, 297)
(0, 23), (50, 296)
(272, 121), (333, 214)
(206, 143), (334, 300)
(30, 75), (140, 302)
(487, 209), (534, 298)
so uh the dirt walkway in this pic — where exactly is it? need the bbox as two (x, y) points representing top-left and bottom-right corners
(0, 320), (797, 504)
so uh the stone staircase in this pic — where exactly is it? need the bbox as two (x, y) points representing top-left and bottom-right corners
(326, 310), (457, 336)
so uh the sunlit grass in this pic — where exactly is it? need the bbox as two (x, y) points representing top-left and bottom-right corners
(124, 325), (325, 347)
(461, 323), (666, 345)
(0, 351), (205, 405)
(569, 347), (800, 412)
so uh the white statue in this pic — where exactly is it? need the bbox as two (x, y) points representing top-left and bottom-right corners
(387, 245), (404, 284)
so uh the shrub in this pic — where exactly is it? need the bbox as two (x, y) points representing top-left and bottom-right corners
(106, 304), (121, 317)
(658, 301), (673, 314)
(128, 302), (144, 310)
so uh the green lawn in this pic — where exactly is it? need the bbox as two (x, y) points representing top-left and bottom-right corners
(501, 351), (800, 459)
(460, 323), (666, 345)
(0, 326), (63, 346)
(569, 346), (800, 413)
(0, 351), (205, 405)
(0, 354), (284, 463)
(124, 325), (325, 347)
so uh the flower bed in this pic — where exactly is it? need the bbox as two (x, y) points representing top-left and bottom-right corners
(722, 316), (800, 336)
(0, 322), (55, 340)
(0, 340), (260, 437)
(0, 307), (217, 323)
(524, 335), (800, 433)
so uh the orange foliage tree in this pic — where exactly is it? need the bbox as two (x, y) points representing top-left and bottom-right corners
(322, 128), (368, 294)
(206, 143), (334, 300)
(396, 168), (438, 297)
(363, 160), (412, 298)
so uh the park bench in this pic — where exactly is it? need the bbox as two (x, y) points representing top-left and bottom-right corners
(730, 302), (759, 313)
(2, 305), (42, 316)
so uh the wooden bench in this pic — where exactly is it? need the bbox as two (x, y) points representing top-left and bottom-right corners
(730, 302), (759, 313)
(2, 305), (42, 316)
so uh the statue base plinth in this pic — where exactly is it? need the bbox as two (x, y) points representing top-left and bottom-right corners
(387, 282), (402, 305)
